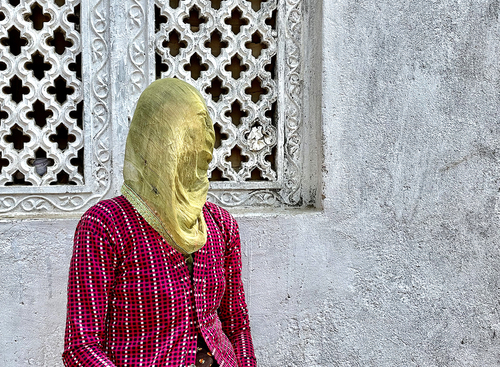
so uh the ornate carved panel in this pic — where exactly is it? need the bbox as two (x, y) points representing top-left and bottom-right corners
(0, 0), (83, 187)
(0, 0), (306, 216)
(154, 0), (304, 206)
(0, 0), (112, 216)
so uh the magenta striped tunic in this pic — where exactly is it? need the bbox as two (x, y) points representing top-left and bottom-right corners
(63, 196), (256, 367)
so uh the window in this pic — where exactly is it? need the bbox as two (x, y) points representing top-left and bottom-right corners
(0, 1), (83, 189)
(0, 0), (113, 216)
(154, 0), (306, 207)
(0, 0), (311, 216)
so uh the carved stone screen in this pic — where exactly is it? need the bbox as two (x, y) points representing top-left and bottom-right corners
(0, 0), (112, 216)
(154, 0), (303, 207)
(0, 0), (82, 188)
(0, 0), (305, 216)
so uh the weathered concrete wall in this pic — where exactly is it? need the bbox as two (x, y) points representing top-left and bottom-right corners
(315, 1), (500, 365)
(0, 220), (75, 365)
(2, 0), (500, 366)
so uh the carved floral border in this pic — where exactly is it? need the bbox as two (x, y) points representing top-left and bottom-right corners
(144, 0), (304, 207)
(0, 0), (112, 216)
(0, 0), (304, 215)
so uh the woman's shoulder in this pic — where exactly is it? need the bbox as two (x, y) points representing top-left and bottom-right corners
(204, 201), (237, 224)
(203, 201), (239, 240)
(79, 195), (133, 225)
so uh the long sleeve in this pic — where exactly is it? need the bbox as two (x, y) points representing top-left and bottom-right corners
(63, 198), (254, 367)
(218, 220), (257, 367)
(63, 210), (118, 367)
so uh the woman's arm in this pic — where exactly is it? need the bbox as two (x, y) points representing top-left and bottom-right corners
(63, 209), (118, 367)
(218, 220), (257, 367)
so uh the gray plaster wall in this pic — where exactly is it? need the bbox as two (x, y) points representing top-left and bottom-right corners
(2, 0), (500, 366)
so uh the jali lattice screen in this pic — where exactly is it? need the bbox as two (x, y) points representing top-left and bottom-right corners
(153, 0), (303, 206)
(156, 0), (278, 184)
(0, 0), (83, 187)
(0, 0), (305, 215)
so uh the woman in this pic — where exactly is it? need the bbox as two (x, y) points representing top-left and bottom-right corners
(63, 78), (256, 367)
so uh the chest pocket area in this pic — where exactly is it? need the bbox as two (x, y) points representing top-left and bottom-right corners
(194, 238), (227, 314)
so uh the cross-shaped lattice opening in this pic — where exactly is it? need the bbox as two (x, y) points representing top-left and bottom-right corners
(54, 0), (65, 7)
(5, 124), (31, 151)
(205, 30), (228, 57)
(155, 5), (167, 32)
(226, 145), (248, 172)
(68, 53), (82, 80)
(49, 170), (76, 185)
(209, 167), (228, 181)
(27, 3), (51, 30)
(265, 9), (277, 30)
(0, 152), (10, 173)
(246, 0), (268, 11)
(67, 4), (80, 31)
(1, 26), (28, 56)
(25, 51), (52, 80)
(265, 54), (276, 79)
(184, 53), (208, 80)
(225, 55), (248, 79)
(27, 100), (53, 128)
(245, 31), (268, 58)
(183, 6), (207, 32)
(155, 53), (169, 79)
(249, 167), (266, 180)
(210, 0), (222, 9)
(3, 76), (30, 104)
(70, 148), (84, 176)
(47, 27), (73, 55)
(5, 171), (32, 186)
(47, 76), (74, 104)
(225, 100), (248, 126)
(28, 148), (54, 177)
(49, 124), (76, 151)
(245, 77), (267, 103)
(213, 123), (228, 149)
(225, 8), (249, 35)
(69, 101), (83, 129)
(206, 77), (229, 102)
(0, 110), (8, 122)
(8, 0), (20, 7)
(162, 29), (187, 57)
(169, 0), (179, 9)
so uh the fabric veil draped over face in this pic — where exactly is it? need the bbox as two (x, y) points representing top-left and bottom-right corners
(122, 78), (215, 255)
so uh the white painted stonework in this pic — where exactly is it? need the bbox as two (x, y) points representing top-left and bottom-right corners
(0, 0), (312, 218)
(2, 0), (500, 366)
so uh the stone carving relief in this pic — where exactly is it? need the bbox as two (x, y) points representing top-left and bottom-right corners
(0, 0), (305, 215)
(0, 0), (112, 215)
(0, 0), (83, 187)
(154, 0), (304, 206)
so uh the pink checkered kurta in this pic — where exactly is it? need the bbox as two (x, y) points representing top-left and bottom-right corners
(63, 196), (256, 367)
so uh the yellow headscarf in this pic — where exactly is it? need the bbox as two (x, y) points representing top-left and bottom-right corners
(122, 78), (215, 255)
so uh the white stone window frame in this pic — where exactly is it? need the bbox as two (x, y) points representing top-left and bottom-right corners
(0, 0), (112, 217)
(0, 0), (317, 217)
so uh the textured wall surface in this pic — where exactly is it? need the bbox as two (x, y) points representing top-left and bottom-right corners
(2, 0), (500, 366)
(318, 1), (500, 365)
